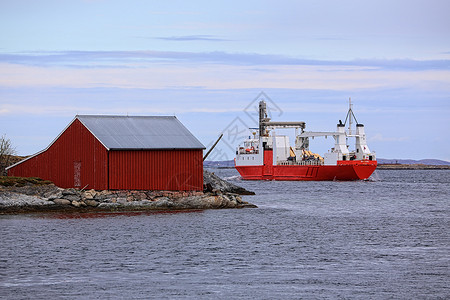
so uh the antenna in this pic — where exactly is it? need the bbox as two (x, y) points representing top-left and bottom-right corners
(343, 97), (359, 131)
(348, 97), (352, 135)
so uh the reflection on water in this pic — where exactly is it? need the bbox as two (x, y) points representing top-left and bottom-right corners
(38, 209), (205, 219)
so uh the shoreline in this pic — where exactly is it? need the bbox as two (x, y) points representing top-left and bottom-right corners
(207, 164), (450, 170)
(0, 189), (257, 215)
(0, 171), (257, 215)
(376, 164), (450, 170)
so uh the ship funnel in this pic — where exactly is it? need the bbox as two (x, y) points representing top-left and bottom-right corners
(356, 123), (365, 135)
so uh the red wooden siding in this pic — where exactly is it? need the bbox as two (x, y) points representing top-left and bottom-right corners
(8, 119), (108, 190)
(109, 150), (203, 191)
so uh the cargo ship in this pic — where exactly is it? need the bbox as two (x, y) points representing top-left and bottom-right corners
(235, 99), (377, 181)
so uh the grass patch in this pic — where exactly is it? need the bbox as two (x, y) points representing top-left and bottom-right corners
(0, 176), (53, 187)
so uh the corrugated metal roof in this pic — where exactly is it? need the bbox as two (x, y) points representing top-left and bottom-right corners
(77, 115), (205, 150)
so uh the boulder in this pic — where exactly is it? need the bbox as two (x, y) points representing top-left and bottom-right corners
(45, 189), (63, 200)
(155, 197), (173, 208)
(82, 189), (96, 200)
(116, 197), (127, 204)
(116, 191), (127, 198)
(94, 190), (111, 200)
(84, 200), (99, 207)
(97, 202), (120, 209)
(203, 170), (255, 195)
(62, 188), (78, 196)
(71, 200), (81, 207)
(53, 198), (71, 205)
(135, 192), (148, 200)
(0, 191), (54, 207)
(123, 200), (154, 208)
(63, 194), (81, 202)
(3, 183), (62, 198)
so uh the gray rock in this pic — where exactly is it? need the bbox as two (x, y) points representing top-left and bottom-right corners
(53, 198), (71, 205)
(203, 170), (255, 195)
(63, 194), (81, 202)
(45, 190), (63, 200)
(155, 198), (174, 208)
(103, 197), (117, 203)
(123, 200), (154, 208)
(84, 200), (99, 207)
(71, 200), (81, 207)
(116, 197), (127, 204)
(116, 192), (127, 198)
(98, 202), (121, 209)
(134, 192), (148, 201)
(34, 185), (64, 199)
(0, 192), (54, 207)
(4, 184), (61, 198)
(62, 188), (78, 196)
(94, 190), (110, 200)
(82, 189), (96, 199)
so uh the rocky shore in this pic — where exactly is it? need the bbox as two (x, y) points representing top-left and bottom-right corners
(0, 171), (256, 214)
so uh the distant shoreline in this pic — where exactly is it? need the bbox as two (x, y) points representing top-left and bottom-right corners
(376, 164), (450, 170)
(205, 163), (450, 170)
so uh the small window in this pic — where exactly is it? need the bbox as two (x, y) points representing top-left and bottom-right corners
(342, 155), (347, 161)
(369, 155), (373, 161)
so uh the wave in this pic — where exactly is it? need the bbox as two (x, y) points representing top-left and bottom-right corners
(368, 170), (381, 182)
(223, 175), (242, 181)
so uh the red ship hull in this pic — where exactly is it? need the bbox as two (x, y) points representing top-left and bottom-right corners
(235, 160), (377, 181)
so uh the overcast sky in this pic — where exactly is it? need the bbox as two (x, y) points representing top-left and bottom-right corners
(1, 0), (449, 161)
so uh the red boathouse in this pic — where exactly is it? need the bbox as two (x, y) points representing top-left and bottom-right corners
(7, 116), (205, 191)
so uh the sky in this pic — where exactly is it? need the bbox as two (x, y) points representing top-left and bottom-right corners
(1, 0), (449, 161)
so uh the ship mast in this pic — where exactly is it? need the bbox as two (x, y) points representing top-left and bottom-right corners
(348, 97), (352, 135)
(343, 97), (358, 135)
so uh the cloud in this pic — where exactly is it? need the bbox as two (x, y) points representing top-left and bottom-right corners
(0, 50), (449, 71)
(313, 36), (350, 41)
(1, 61), (449, 91)
(0, 103), (244, 116)
(152, 35), (231, 41)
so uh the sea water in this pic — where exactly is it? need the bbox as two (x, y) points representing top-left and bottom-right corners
(0, 169), (449, 299)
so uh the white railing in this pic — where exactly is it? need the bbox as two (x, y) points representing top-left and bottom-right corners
(277, 160), (324, 166)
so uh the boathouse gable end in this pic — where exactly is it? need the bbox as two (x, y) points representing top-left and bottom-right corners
(6, 118), (108, 190)
(7, 116), (205, 191)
